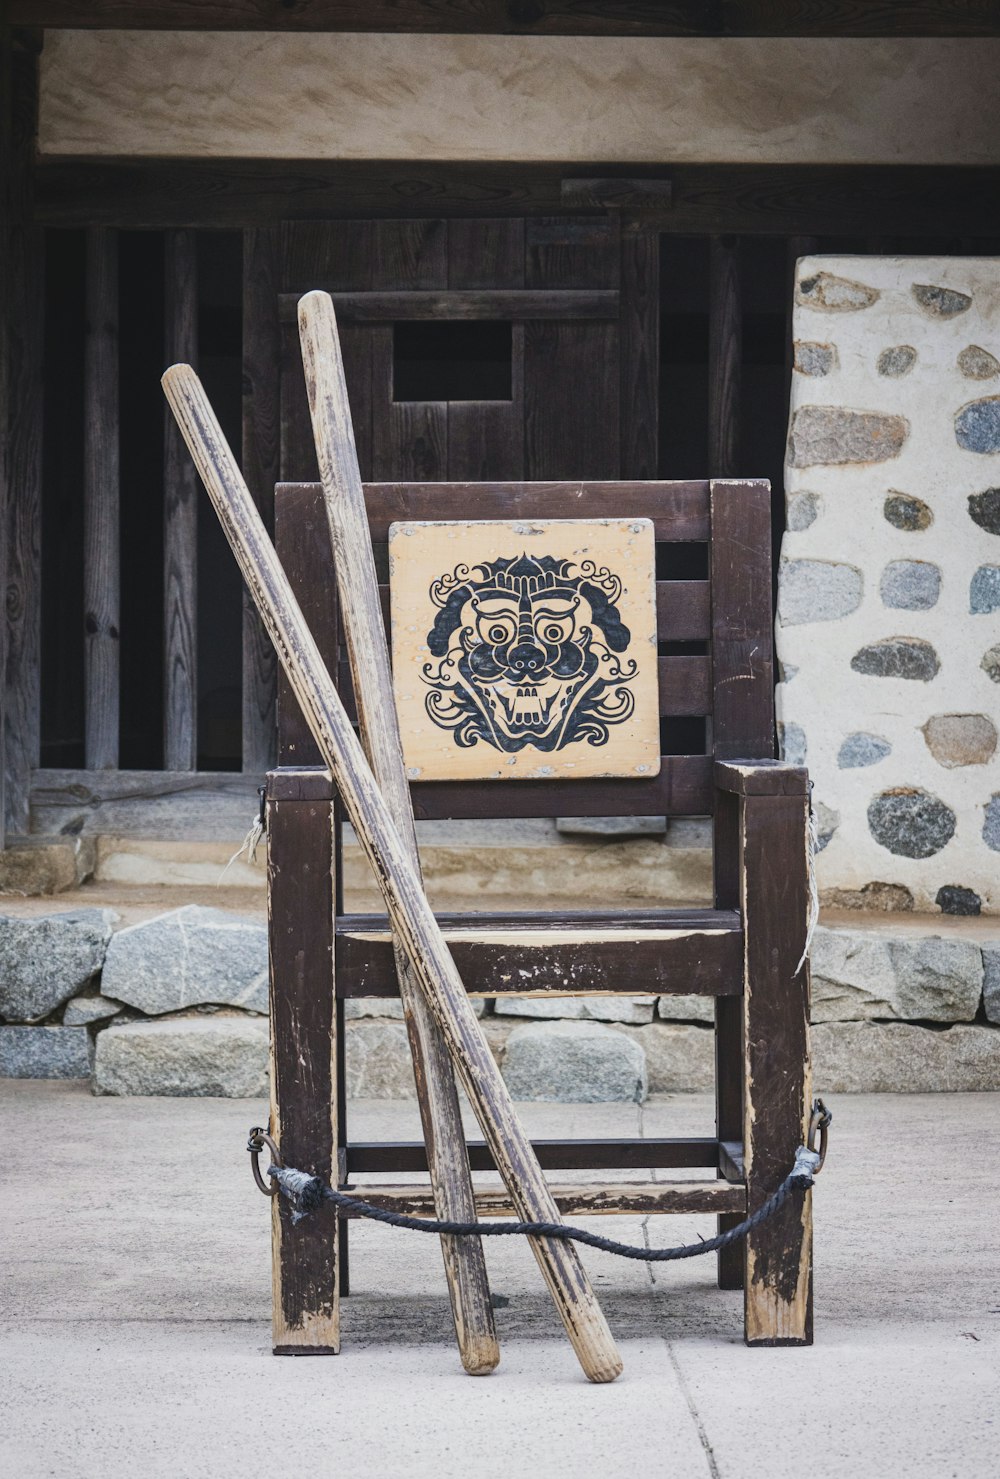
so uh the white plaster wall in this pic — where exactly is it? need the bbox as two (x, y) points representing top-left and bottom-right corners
(39, 32), (1000, 163)
(778, 257), (1000, 915)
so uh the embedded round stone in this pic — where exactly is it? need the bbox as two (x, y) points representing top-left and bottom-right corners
(911, 283), (971, 317)
(779, 661), (799, 684)
(837, 732), (891, 769)
(793, 341), (837, 376)
(868, 789), (956, 859)
(955, 397), (1000, 454)
(936, 885), (982, 917)
(879, 559), (941, 611)
(778, 559), (862, 625)
(884, 492), (932, 531)
(981, 644), (1000, 683)
(970, 566), (1000, 614)
(816, 802), (840, 852)
(851, 638), (940, 681)
(877, 345), (916, 378)
(778, 721), (807, 766)
(922, 713), (998, 768)
(788, 407), (907, 467)
(787, 492), (820, 530)
(984, 795), (1000, 853)
(796, 271), (878, 312)
(968, 488), (1000, 536)
(958, 345), (1000, 380)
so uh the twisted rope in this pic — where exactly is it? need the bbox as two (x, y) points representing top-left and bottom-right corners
(267, 1144), (821, 1263)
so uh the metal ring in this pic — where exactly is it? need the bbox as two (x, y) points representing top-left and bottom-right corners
(807, 1098), (831, 1173)
(247, 1126), (282, 1196)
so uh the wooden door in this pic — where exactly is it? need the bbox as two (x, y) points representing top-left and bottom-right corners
(278, 218), (658, 486)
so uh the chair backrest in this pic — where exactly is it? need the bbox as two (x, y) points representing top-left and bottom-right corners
(274, 479), (775, 820)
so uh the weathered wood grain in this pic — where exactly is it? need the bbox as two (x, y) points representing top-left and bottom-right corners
(241, 225), (280, 772)
(29, 767), (260, 838)
(4, 44), (43, 837)
(268, 792), (339, 1353)
(35, 160), (1000, 236)
(83, 226), (120, 770)
(278, 289), (619, 323)
(343, 1181), (747, 1219)
(163, 229), (199, 770)
(15, 2), (1000, 35)
(298, 291), (499, 1375)
(620, 230), (659, 479)
(740, 790), (813, 1345)
(708, 237), (742, 477)
(162, 362), (623, 1383)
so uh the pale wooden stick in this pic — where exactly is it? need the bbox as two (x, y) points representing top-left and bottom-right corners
(298, 291), (499, 1376)
(162, 363), (623, 1385)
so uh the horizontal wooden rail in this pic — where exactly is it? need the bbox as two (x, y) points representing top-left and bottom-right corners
(345, 1136), (729, 1174)
(278, 289), (619, 323)
(335, 913), (742, 997)
(30, 767), (261, 837)
(279, 481), (715, 543)
(342, 1181), (747, 1219)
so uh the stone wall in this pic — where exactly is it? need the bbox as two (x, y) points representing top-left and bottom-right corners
(38, 33), (1000, 164)
(3, 903), (1000, 1097)
(778, 256), (1000, 916)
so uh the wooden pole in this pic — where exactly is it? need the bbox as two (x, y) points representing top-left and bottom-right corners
(163, 229), (199, 770)
(297, 291), (499, 1376)
(162, 363), (623, 1385)
(83, 225), (120, 769)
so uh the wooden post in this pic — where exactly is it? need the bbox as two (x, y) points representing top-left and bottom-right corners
(619, 228), (659, 479)
(163, 228), (198, 770)
(298, 291), (499, 1375)
(267, 769), (339, 1354)
(241, 225), (280, 773)
(710, 479), (774, 1290)
(708, 237), (742, 478)
(83, 226), (120, 769)
(3, 36), (43, 839)
(162, 364), (623, 1385)
(740, 786), (813, 1345)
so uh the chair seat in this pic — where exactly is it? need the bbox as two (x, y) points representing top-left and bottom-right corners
(335, 907), (743, 998)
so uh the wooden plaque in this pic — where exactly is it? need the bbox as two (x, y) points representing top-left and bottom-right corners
(388, 518), (661, 782)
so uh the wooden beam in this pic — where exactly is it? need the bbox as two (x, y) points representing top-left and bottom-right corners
(83, 226), (120, 769)
(0, 24), (12, 849)
(241, 226), (280, 773)
(3, 42), (43, 838)
(12, 2), (1000, 36)
(619, 228), (659, 479)
(708, 236), (742, 477)
(278, 289), (618, 322)
(345, 1136), (725, 1173)
(163, 229), (199, 770)
(342, 1181), (747, 1219)
(34, 161), (1000, 236)
(29, 767), (261, 838)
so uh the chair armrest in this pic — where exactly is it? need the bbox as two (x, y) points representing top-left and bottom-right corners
(714, 759), (809, 797)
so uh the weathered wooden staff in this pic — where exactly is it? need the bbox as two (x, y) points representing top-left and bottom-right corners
(297, 291), (499, 1376)
(161, 364), (623, 1385)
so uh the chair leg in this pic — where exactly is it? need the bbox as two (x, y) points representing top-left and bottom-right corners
(740, 792), (813, 1346)
(268, 786), (340, 1353)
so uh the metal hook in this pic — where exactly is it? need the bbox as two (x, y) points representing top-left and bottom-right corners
(247, 1125), (282, 1196)
(807, 1098), (832, 1173)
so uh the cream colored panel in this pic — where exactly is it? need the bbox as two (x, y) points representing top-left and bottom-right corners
(389, 519), (660, 783)
(39, 32), (1000, 164)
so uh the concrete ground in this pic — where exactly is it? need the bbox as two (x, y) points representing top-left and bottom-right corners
(1, 1084), (998, 1479)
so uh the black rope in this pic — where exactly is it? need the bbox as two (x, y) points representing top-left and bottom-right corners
(266, 1145), (821, 1263)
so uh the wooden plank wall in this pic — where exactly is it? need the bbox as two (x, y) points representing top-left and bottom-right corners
(162, 229), (199, 770)
(3, 35), (44, 839)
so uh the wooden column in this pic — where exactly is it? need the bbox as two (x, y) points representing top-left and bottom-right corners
(619, 228), (660, 479)
(709, 479), (774, 1290)
(708, 236), (742, 478)
(267, 770), (339, 1354)
(163, 229), (198, 770)
(241, 225), (280, 773)
(270, 482), (342, 1346)
(3, 36), (43, 838)
(83, 227), (120, 768)
(740, 786), (813, 1345)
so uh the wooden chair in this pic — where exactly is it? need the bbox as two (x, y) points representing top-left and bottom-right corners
(264, 477), (813, 1355)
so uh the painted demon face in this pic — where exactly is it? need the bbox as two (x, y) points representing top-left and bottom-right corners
(422, 553), (638, 754)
